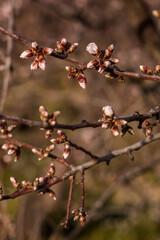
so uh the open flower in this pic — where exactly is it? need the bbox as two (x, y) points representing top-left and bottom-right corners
(20, 41), (53, 71)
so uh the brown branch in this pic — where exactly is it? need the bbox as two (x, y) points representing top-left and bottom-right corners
(0, 136), (72, 168)
(62, 175), (75, 228)
(0, 106), (159, 130)
(80, 170), (85, 210)
(66, 158), (160, 240)
(113, 68), (160, 83)
(0, 26), (160, 82)
(1, 131), (160, 201)
(68, 140), (99, 160)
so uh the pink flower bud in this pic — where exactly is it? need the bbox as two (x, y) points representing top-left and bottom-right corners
(86, 42), (99, 55)
(61, 38), (68, 45)
(38, 56), (46, 71)
(31, 41), (39, 49)
(102, 105), (114, 117)
(20, 50), (33, 59)
(30, 59), (39, 70)
(42, 47), (53, 55)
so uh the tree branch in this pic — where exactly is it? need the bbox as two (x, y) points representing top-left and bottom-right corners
(1, 132), (160, 201)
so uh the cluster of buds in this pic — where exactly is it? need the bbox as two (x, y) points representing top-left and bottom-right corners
(86, 42), (123, 82)
(72, 208), (87, 226)
(50, 130), (71, 159)
(152, 10), (160, 18)
(2, 143), (20, 162)
(21, 181), (33, 190)
(139, 64), (160, 75)
(39, 106), (60, 138)
(33, 163), (56, 199)
(32, 144), (55, 161)
(99, 105), (132, 136)
(0, 119), (16, 138)
(20, 41), (53, 70)
(65, 66), (87, 89)
(142, 120), (154, 137)
(55, 38), (78, 54)
(9, 163), (56, 200)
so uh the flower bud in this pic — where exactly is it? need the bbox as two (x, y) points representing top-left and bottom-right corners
(10, 177), (21, 189)
(86, 42), (99, 55)
(67, 43), (78, 53)
(31, 41), (39, 49)
(154, 64), (160, 73)
(20, 49), (33, 59)
(42, 47), (53, 55)
(102, 105), (114, 118)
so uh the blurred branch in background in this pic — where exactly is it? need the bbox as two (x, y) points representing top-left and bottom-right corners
(0, 0), (15, 113)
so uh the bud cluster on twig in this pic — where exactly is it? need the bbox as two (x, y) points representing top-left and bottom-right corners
(140, 64), (160, 75)
(0, 119), (16, 138)
(20, 41), (53, 70)
(51, 130), (71, 159)
(2, 143), (20, 162)
(39, 105), (60, 138)
(99, 105), (134, 136)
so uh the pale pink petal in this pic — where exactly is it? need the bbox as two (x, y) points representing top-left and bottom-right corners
(86, 42), (99, 55)
(20, 50), (33, 59)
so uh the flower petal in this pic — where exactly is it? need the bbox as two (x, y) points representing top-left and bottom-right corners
(42, 47), (53, 55)
(102, 105), (114, 118)
(39, 57), (46, 71)
(86, 42), (99, 55)
(30, 59), (39, 70)
(111, 125), (119, 136)
(20, 50), (33, 59)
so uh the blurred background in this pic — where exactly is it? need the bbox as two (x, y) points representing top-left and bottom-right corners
(0, 0), (160, 239)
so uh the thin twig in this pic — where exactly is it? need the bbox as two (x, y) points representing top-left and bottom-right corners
(0, 106), (159, 130)
(63, 175), (75, 228)
(0, 135), (72, 168)
(0, 26), (160, 82)
(1, 132), (160, 201)
(80, 170), (85, 211)
(66, 158), (160, 240)
(69, 140), (99, 160)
